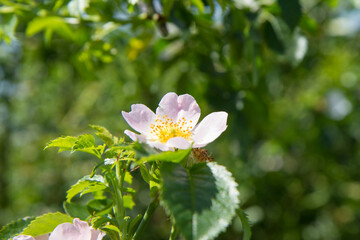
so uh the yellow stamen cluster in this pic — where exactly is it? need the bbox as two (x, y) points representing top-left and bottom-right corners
(150, 115), (192, 143)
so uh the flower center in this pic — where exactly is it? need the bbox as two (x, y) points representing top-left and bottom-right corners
(150, 115), (192, 143)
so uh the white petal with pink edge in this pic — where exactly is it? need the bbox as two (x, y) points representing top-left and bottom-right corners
(166, 137), (192, 149)
(156, 92), (200, 129)
(121, 104), (156, 135)
(192, 112), (228, 148)
(124, 130), (172, 151)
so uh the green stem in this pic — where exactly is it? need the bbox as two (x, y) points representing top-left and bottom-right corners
(108, 165), (124, 238)
(169, 224), (178, 240)
(133, 197), (159, 240)
(118, 160), (131, 238)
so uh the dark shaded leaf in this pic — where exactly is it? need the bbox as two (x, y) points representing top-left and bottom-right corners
(160, 162), (239, 240)
(263, 20), (285, 54)
(277, 0), (302, 31)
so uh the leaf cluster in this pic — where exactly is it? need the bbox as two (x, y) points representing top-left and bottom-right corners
(2, 125), (249, 240)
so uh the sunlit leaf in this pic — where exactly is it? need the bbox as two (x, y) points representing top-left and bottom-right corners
(21, 212), (73, 236)
(124, 171), (133, 185)
(66, 175), (109, 202)
(26, 16), (75, 42)
(123, 195), (135, 209)
(90, 124), (116, 147)
(72, 134), (104, 158)
(44, 136), (77, 152)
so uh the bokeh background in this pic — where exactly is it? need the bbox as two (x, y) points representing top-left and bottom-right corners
(1, 0), (360, 239)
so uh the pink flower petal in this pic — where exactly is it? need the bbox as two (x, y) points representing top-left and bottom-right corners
(192, 112), (228, 148)
(35, 234), (50, 240)
(122, 104), (156, 134)
(73, 218), (92, 237)
(49, 222), (81, 240)
(124, 130), (139, 142)
(90, 228), (105, 240)
(166, 137), (192, 149)
(49, 219), (92, 240)
(13, 236), (35, 240)
(156, 93), (200, 128)
(124, 130), (172, 151)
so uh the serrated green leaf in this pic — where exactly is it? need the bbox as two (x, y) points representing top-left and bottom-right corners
(0, 216), (35, 239)
(90, 124), (115, 147)
(237, 209), (252, 240)
(44, 136), (77, 152)
(21, 212), (73, 236)
(123, 195), (135, 209)
(138, 147), (191, 164)
(66, 175), (109, 202)
(160, 162), (239, 240)
(73, 134), (96, 149)
(72, 134), (104, 158)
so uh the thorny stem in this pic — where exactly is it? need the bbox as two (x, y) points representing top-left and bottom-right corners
(133, 196), (159, 240)
(109, 167), (123, 238)
(118, 160), (131, 238)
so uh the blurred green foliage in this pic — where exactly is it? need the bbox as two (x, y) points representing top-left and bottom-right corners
(1, 0), (360, 239)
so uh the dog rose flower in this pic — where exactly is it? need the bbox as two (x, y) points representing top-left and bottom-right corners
(122, 92), (228, 151)
(13, 218), (104, 240)
(49, 218), (104, 240)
